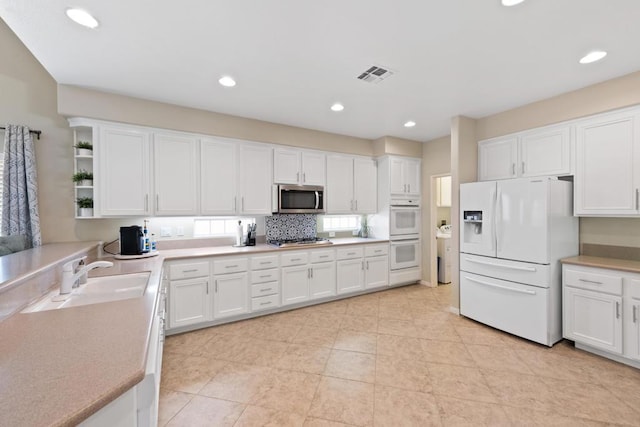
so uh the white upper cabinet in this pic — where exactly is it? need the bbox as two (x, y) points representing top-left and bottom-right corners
(273, 148), (325, 186)
(519, 125), (571, 178)
(575, 109), (640, 216)
(353, 158), (377, 213)
(478, 136), (518, 181)
(390, 157), (421, 196)
(326, 154), (376, 214)
(239, 144), (273, 215)
(478, 125), (571, 181)
(98, 125), (151, 216)
(326, 154), (355, 213)
(201, 138), (238, 215)
(153, 133), (199, 216)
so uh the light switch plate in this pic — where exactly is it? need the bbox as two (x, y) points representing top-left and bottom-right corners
(329, 232), (335, 237)
(160, 227), (172, 237)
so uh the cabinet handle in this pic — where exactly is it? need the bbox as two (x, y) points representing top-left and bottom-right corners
(636, 188), (639, 210)
(260, 287), (272, 292)
(215, 279), (218, 293)
(156, 194), (159, 210)
(616, 301), (620, 319)
(225, 265), (238, 268)
(234, 196), (237, 211)
(350, 200), (354, 210)
(206, 280), (209, 294)
(291, 258), (301, 262)
(521, 162), (525, 174)
(145, 194), (149, 211)
(354, 200), (358, 211)
(260, 301), (272, 306)
(633, 305), (638, 323)
(320, 255), (329, 258)
(296, 172), (300, 182)
(578, 278), (602, 285)
(242, 197), (245, 212)
(310, 268), (313, 278)
(259, 275), (271, 279)
(307, 268), (311, 279)
(407, 184), (410, 193)
(366, 260), (369, 270)
(303, 172), (306, 183)
(259, 261), (271, 265)
(361, 261), (364, 270)
(375, 250), (382, 253)
(182, 269), (198, 273)
(347, 252), (355, 256)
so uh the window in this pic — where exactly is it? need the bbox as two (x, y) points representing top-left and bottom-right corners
(321, 215), (360, 232)
(193, 217), (255, 237)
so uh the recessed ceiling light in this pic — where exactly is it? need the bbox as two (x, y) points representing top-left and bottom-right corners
(501, 0), (525, 6)
(218, 76), (236, 87)
(579, 50), (607, 64)
(404, 121), (416, 128)
(330, 103), (344, 112)
(66, 8), (99, 29)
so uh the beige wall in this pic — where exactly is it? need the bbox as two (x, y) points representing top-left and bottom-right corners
(421, 135), (451, 284)
(0, 19), (76, 244)
(58, 85), (374, 156)
(476, 70), (640, 249)
(372, 136), (423, 158)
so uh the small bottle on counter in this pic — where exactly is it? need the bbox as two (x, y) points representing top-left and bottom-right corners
(151, 234), (157, 252)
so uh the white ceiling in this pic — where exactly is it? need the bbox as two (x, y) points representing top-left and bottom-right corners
(2, 0), (640, 141)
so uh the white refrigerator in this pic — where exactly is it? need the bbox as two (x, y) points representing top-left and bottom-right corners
(459, 177), (578, 346)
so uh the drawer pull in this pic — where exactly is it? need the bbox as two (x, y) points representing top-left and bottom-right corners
(320, 255), (329, 258)
(616, 301), (620, 319)
(260, 301), (272, 306)
(347, 252), (355, 256)
(465, 257), (536, 272)
(260, 288), (273, 292)
(465, 276), (536, 295)
(633, 305), (638, 323)
(225, 264), (239, 269)
(578, 278), (602, 285)
(374, 250), (382, 253)
(182, 269), (198, 273)
(259, 275), (271, 278)
(260, 261), (271, 265)
(291, 258), (301, 262)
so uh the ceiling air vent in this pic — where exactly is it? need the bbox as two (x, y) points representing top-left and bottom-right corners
(357, 65), (394, 84)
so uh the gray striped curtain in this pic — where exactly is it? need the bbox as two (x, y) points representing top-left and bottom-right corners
(2, 125), (41, 247)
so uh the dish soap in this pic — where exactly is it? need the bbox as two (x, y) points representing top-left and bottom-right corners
(143, 220), (150, 253)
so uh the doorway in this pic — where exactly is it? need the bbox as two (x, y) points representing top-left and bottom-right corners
(430, 174), (451, 286)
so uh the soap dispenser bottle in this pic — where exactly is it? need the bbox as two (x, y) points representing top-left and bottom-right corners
(143, 220), (150, 253)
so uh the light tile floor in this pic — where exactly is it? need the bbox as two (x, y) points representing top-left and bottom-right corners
(159, 284), (640, 426)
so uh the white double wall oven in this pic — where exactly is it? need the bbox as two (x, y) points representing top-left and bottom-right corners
(388, 198), (421, 283)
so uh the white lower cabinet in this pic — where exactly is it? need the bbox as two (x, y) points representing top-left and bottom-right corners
(365, 255), (389, 289)
(562, 263), (640, 366)
(169, 277), (211, 329)
(280, 249), (337, 306)
(213, 257), (249, 319)
(337, 258), (365, 294)
(281, 264), (310, 306)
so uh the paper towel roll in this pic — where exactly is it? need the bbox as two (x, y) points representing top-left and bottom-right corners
(236, 221), (243, 246)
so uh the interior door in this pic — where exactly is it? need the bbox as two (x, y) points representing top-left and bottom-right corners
(459, 181), (496, 257)
(497, 178), (548, 264)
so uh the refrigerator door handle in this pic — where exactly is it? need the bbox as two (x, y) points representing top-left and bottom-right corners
(495, 188), (503, 252)
(464, 276), (537, 295)
(463, 257), (537, 272)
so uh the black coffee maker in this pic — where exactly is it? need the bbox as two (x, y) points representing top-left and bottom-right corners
(120, 226), (144, 255)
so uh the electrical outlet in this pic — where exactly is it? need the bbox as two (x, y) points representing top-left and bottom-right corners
(352, 230), (359, 236)
(160, 227), (171, 237)
(329, 231), (335, 237)
(177, 226), (185, 236)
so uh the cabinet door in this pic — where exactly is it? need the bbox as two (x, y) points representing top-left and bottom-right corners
(239, 144), (273, 214)
(98, 125), (151, 216)
(169, 277), (210, 329)
(153, 133), (198, 215)
(281, 265), (310, 306)
(563, 286), (622, 354)
(436, 176), (451, 207)
(201, 138), (238, 215)
(389, 157), (406, 194)
(575, 111), (640, 216)
(309, 262), (336, 299)
(214, 272), (249, 319)
(404, 158), (421, 196)
(353, 158), (377, 213)
(337, 258), (364, 294)
(365, 255), (389, 289)
(326, 155), (354, 213)
(478, 137), (518, 181)
(624, 296), (640, 361)
(519, 125), (571, 178)
(301, 152), (326, 186)
(273, 148), (300, 184)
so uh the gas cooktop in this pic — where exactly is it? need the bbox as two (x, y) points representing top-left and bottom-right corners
(268, 237), (333, 248)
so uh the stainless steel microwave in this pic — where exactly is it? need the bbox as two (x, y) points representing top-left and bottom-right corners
(276, 185), (325, 213)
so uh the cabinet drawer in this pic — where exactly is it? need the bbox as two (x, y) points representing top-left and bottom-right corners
(337, 247), (364, 260)
(251, 282), (279, 297)
(251, 254), (279, 270)
(310, 249), (335, 263)
(281, 251), (309, 267)
(169, 262), (209, 280)
(564, 266), (622, 295)
(252, 293), (280, 312)
(213, 257), (248, 274)
(251, 268), (280, 284)
(365, 244), (388, 257)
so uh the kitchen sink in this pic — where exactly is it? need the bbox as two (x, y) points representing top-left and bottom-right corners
(21, 272), (150, 313)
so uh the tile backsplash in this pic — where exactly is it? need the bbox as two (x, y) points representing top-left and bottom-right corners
(265, 214), (317, 241)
